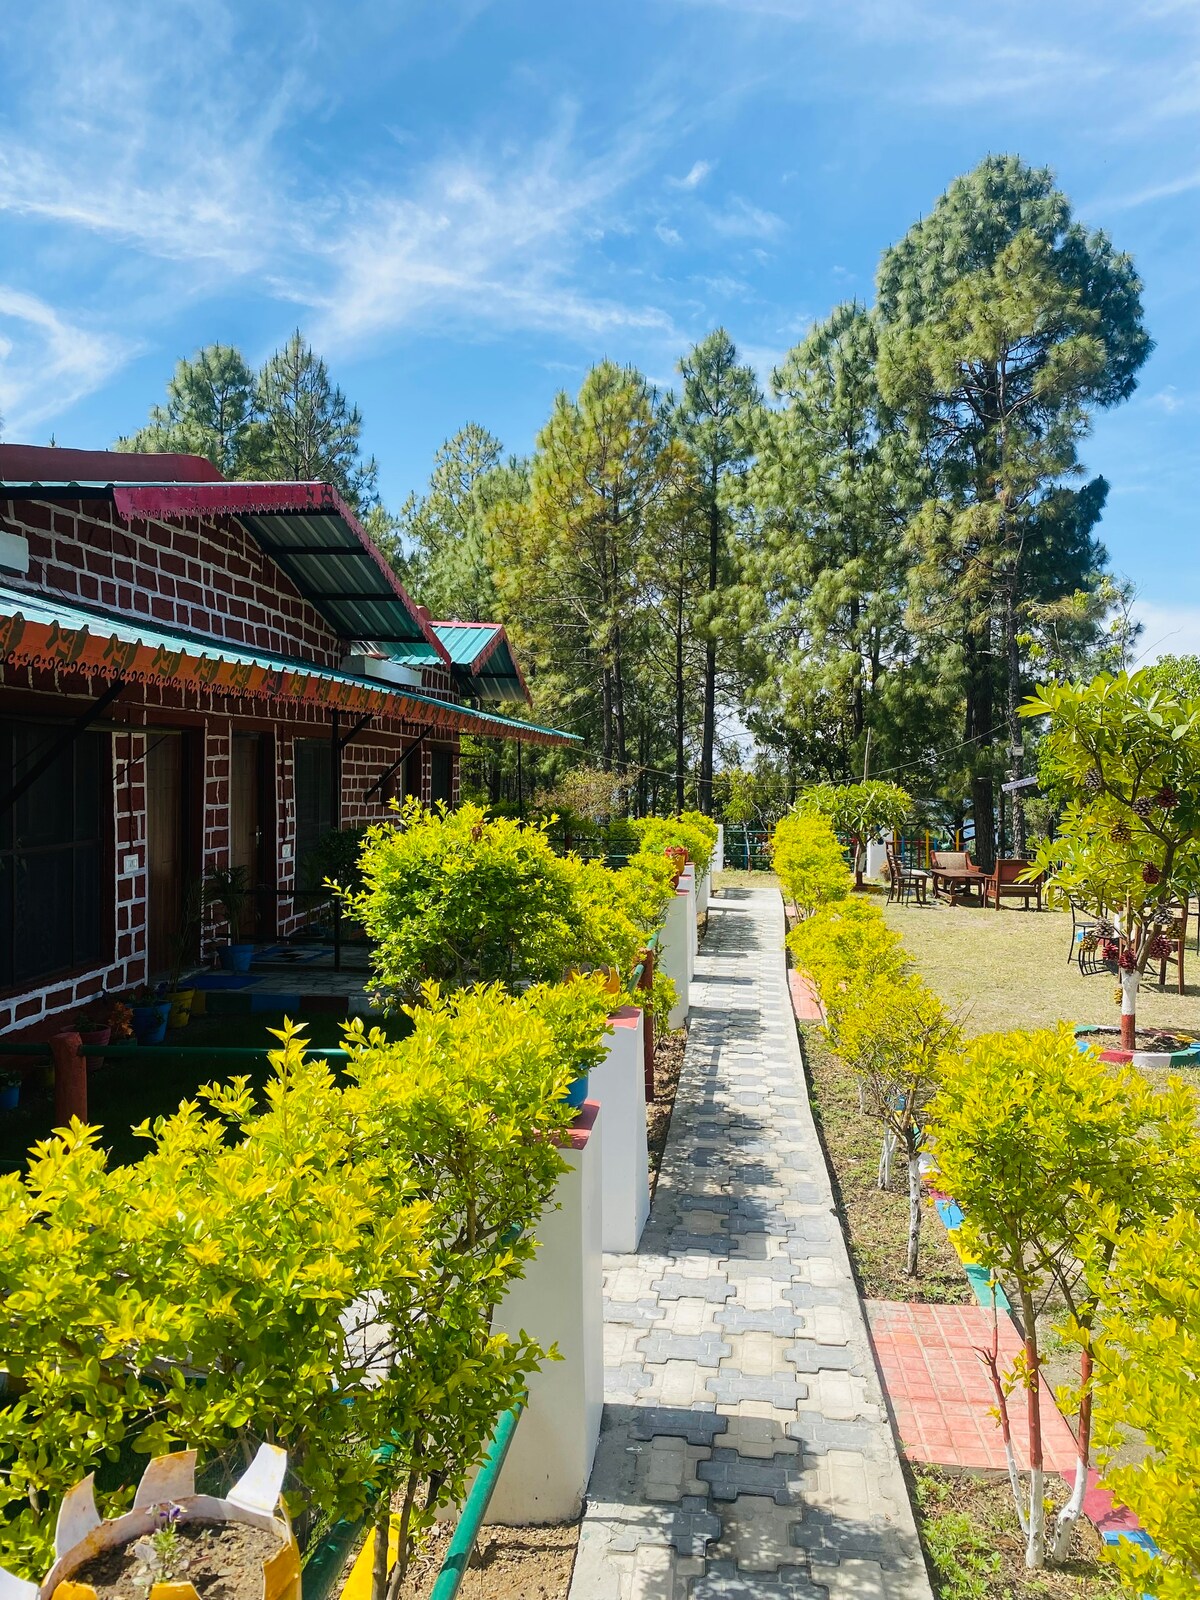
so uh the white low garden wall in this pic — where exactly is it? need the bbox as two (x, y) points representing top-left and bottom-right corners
(486, 1100), (604, 1524)
(660, 885), (691, 1029)
(590, 1005), (650, 1254)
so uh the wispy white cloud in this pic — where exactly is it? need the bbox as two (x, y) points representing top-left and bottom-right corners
(703, 196), (783, 239)
(1131, 600), (1200, 663)
(0, 286), (136, 432)
(669, 159), (713, 189)
(1099, 167), (1200, 211)
(656, 222), (684, 246)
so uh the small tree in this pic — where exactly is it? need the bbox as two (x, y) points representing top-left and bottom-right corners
(1091, 1207), (1200, 1598)
(773, 811), (854, 917)
(797, 781), (914, 888)
(1024, 671), (1200, 1048)
(932, 1026), (1200, 1567)
(834, 976), (959, 1275)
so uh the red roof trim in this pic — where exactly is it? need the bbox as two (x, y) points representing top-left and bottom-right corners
(111, 480), (452, 668)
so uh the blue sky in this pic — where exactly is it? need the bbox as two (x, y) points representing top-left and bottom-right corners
(0, 0), (1197, 654)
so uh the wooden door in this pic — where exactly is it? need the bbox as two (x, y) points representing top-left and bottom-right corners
(146, 736), (183, 976)
(231, 735), (262, 938)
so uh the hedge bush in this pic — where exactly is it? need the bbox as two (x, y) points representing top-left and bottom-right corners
(772, 812), (851, 915)
(631, 811), (719, 880)
(0, 978), (612, 1596)
(349, 801), (674, 1007)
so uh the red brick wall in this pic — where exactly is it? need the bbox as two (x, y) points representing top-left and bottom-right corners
(2, 495), (455, 697)
(0, 492), (478, 1035)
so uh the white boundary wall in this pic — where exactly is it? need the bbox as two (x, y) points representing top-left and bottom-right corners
(487, 1101), (604, 1524)
(590, 1006), (650, 1254)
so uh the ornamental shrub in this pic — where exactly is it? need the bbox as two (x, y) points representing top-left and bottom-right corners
(772, 811), (853, 916)
(786, 897), (904, 1020)
(349, 801), (662, 1006)
(930, 1026), (1200, 1570)
(1092, 1208), (1200, 1598)
(631, 811), (719, 879)
(0, 980), (607, 1595)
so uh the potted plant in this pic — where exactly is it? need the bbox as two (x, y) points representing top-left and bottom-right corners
(3, 1444), (300, 1600)
(205, 864), (255, 974)
(166, 880), (204, 1027)
(129, 986), (171, 1046)
(74, 1003), (113, 1047)
(0, 1068), (21, 1113)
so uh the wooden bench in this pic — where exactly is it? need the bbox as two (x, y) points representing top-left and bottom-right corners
(982, 857), (1043, 911)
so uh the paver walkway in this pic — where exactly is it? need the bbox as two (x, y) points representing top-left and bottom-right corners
(569, 886), (932, 1600)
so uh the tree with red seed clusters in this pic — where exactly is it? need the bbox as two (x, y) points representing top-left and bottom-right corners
(1023, 670), (1200, 1049)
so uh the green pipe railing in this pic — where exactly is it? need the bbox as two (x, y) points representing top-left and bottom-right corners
(429, 1400), (524, 1600)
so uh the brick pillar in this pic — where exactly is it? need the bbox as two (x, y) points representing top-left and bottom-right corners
(50, 1031), (88, 1124)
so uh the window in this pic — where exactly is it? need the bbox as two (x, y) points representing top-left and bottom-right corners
(431, 748), (453, 807)
(293, 738), (333, 887)
(0, 722), (105, 988)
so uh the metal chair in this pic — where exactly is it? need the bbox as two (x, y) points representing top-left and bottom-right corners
(886, 844), (929, 907)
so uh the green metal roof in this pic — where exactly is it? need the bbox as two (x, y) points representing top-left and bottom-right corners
(428, 621), (530, 704)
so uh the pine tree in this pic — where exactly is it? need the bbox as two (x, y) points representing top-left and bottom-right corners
(255, 330), (378, 510)
(116, 343), (259, 476)
(876, 157), (1151, 864)
(675, 330), (762, 813)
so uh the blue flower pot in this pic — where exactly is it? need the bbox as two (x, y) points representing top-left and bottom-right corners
(219, 943), (256, 974)
(132, 1002), (169, 1045)
(0, 1082), (20, 1112)
(563, 1071), (589, 1109)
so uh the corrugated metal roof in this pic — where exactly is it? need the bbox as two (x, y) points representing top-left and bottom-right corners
(0, 476), (449, 662)
(428, 620), (530, 704)
(0, 583), (578, 746)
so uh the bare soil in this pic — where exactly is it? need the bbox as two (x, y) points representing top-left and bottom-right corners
(391, 1520), (579, 1600)
(71, 1521), (284, 1600)
(647, 1026), (686, 1197)
(912, 1466), (1121, 1599)
(801, 1024), (971, 1304)
(1082, 1024), (1196, 1052)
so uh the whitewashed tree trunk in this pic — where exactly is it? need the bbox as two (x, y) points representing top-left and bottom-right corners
(905, 1152), (922, 1276)
(1025, 1464), (1045, 1568)
(878, 1129), (896, 1190)
(1050, 1455), (1087, 1562)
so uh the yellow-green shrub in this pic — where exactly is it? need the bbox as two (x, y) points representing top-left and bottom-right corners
(0, 980), (609, 1594)
(350, 801), (664, 1005)
(631, 811), (719, 879)
(787, 897), (904, 1024)
(772, 812), (852, 915)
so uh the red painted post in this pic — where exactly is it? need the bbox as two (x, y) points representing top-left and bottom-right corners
(50, 1030), (88, 1125)
(640, 950), (656, 1102)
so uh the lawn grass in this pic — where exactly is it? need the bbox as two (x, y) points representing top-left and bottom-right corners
(801, 1023), (970, 1303)
(883, 898), (1200, 1039)
(0, 1007), (410, 1170)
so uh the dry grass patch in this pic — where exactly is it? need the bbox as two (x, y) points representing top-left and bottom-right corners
(883, 899), (1200, 1039)
(801, 1024), (969, 1303)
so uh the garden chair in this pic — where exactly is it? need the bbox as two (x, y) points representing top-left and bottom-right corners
(886, 843), (929, 906)
(1066, 895), (1101, 963)
(981, 858), (1043, 911)
(1155, 902), (1188, 995)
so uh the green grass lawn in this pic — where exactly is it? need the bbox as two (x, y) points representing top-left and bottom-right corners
(0, 1007), (410, 1171)
(883, 897), (1200, 1038)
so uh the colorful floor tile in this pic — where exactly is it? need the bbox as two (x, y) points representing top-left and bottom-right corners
(865, 1300), (1079, 1472)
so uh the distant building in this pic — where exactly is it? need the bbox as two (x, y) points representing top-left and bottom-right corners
(0, 444), (573, 1035)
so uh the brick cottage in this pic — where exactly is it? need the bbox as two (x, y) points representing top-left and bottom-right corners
(0, 444), (574, 1037)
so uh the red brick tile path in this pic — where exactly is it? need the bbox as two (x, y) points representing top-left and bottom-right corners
(788, 968), (823, 1022)
(866, 1300), (1079, 1472)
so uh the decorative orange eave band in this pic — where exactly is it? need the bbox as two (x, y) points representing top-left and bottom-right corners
(0, 606), (576, 746)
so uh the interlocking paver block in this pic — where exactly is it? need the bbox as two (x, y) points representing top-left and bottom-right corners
(713, 1494), (801, 1572)
(652, 1273), (735, 1302)
(631, 1408), (729, 1446)
(699, 1447), (805, 1505)
(692, 1562), (826, 1598)
(572, 887), (931, 1600)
